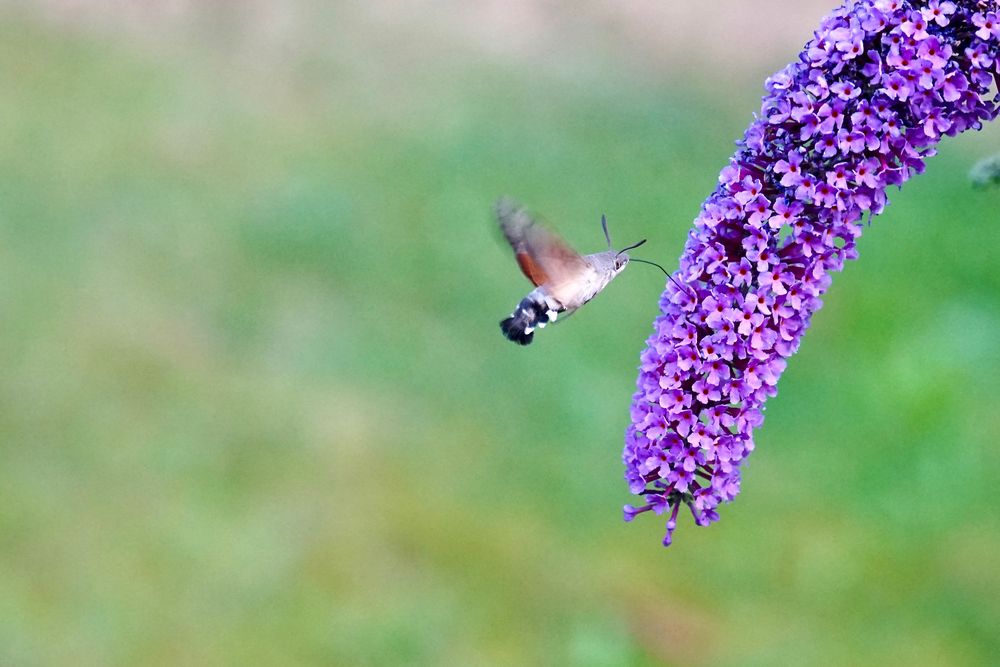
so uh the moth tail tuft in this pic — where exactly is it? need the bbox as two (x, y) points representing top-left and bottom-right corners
(500, 315), (534, 345)
(500, 295), (555, 345)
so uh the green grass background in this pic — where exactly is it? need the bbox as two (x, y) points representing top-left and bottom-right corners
(0, 4), (998, 666)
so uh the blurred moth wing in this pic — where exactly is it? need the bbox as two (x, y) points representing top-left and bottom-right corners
(495, 197), (592, 306)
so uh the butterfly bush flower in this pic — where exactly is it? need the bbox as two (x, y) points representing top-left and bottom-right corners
(624, 0), (999, 546)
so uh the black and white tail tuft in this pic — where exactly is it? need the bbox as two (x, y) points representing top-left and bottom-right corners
(500, 295), (558, 345)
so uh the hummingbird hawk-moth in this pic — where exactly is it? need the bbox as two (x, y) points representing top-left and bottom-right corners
(495, 197), (653, 345)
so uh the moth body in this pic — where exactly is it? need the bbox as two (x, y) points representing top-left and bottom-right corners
(495, 198), (632, 345)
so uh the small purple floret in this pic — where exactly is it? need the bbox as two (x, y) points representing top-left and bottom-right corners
(624, 0), (999, 547)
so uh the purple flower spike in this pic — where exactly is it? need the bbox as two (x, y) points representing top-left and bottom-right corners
(624, 0), (999, 547)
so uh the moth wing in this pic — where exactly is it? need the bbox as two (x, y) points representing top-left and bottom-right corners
(495, 197), (591, 304)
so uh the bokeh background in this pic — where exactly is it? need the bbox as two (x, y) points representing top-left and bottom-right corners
(1, 1), (998, 665)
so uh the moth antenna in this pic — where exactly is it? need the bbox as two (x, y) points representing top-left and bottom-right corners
(616, 238), (648, 256)
(601, 214), (612, 250)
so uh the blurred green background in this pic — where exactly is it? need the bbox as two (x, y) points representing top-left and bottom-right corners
(1, 1), (998, 665)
